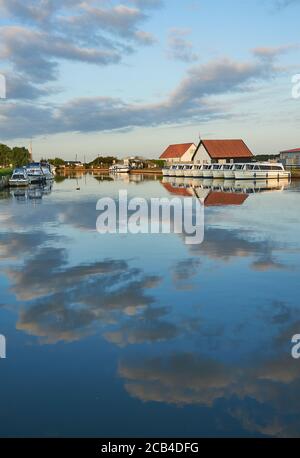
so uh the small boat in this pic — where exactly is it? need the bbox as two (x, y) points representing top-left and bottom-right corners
(192, 164), (204, 178)
(168, 164), (178, 177)
(175, 164), (186, 177)
(234, 162), (291, 180)
(183, 164), (194, 178)
(109, 164), (131, 174)
(26, 163), (46, 184)
(9, 168), (30, 187)
(202, 164), (214, 178)
(223, 163), (244, 179)
(162, 166), (170, 177)
(212, 164), (224, 179)
(40, 162), (54, 181)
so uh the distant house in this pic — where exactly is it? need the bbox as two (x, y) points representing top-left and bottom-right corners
(64, 160), (84, 167)
(160, 143), (197, 164)
(192, 139), (254, 164)
(280, 148), (300, 167)
(123, 156), (145, 169)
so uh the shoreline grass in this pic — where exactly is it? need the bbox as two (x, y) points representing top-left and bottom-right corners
(0, 168), (13, 177)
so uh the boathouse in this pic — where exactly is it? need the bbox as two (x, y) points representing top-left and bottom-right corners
(192, 139), (254, 164)
(160, 143), (197, 164)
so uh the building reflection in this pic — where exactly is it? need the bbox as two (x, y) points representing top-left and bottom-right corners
(162, 176), (290, 206)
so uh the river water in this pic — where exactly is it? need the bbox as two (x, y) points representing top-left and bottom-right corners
(0, 173), (300, 437)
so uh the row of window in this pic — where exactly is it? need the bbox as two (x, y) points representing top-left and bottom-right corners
(244, 165), (283, 171)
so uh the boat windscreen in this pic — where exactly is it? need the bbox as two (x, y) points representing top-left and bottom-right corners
(12, 174), (25, 179)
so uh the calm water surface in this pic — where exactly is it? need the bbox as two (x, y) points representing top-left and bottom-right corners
(0, 173), (300, 437)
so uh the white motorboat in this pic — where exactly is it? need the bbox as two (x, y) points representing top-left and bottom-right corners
(162, 166), (170, 177)
(202, 164), (213, 178)
(223, 164), (243, 180)
(223, 163), (244, 179)
(168, 164), (178, 177)
(109, 164), (131, 174)
(40, 162), (54, 181)
(9, 168), (30, 187)
(175, 164), (186, 177)
(26, 163), (46, 184)
(192, 164), (203, 178)
(212, 164), (224, 179)
(234, 162), (291, 180)
(183, 164), (194, 178)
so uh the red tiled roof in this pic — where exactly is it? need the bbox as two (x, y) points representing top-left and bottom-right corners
(160, 143), (195, 159)
(162, 183), (193, 197)
(205, 192), (248, 206)
(200, 140), (253, 159)
(162, 184), (248, 205)
(280, 148), (300, 153)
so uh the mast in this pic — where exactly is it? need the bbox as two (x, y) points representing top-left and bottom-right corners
(29, 139), (33, 162)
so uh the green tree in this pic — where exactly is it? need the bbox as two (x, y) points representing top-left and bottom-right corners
(49, 157), (66, 167)
(147, 159), (164, 168)
(0, 144), (12, 167)
(0, 144), (30, 168)
(11, 147), (30, 167)
(89, 156), (117, 167)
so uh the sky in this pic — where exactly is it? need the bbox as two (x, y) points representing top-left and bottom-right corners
(0, 0), (300, 161)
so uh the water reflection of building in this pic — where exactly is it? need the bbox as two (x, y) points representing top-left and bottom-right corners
(204, 191), (248, 206)
(162, 177), (290, 206)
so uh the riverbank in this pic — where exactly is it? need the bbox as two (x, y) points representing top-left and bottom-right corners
(0, 176), (9, 190)
(57, 167), (163, 175)
(130, 168), (162, 175)
(291, 169), (300, 179)
(0, 168), (12, 177)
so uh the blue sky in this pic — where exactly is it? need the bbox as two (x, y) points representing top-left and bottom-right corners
(0, 0), (300, 160)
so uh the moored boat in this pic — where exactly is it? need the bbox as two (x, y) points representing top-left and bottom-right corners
(168, 165), (178, 177)
(175, 164), (186, 177)
(162, 166), (170, 177)
(40, 162), (54, 181)
(223, 163), (244, 179)
(234, 162), (291, 180)
(212, 164), (224, 179)
(9, 168), (30, 187)
(26, 163), (46, 184)
(202, 164), (213, 178)
(192, 164), (203, 178)
(109, 164), (131, 174)
(183, 164), (194, 178)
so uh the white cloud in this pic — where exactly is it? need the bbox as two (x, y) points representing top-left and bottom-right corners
(0, 53), (282, 139)
(167, 28), (198, 63)
(0, 0), (158, 98)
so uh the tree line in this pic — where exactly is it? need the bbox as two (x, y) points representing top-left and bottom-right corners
(0, 143), (31, 168)
(48, 156), (118, 167)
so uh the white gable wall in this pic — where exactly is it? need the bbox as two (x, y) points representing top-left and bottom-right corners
(192, 144), (212, 164)
(164, 144), (197, 164)
(181, 144), (197, 162)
